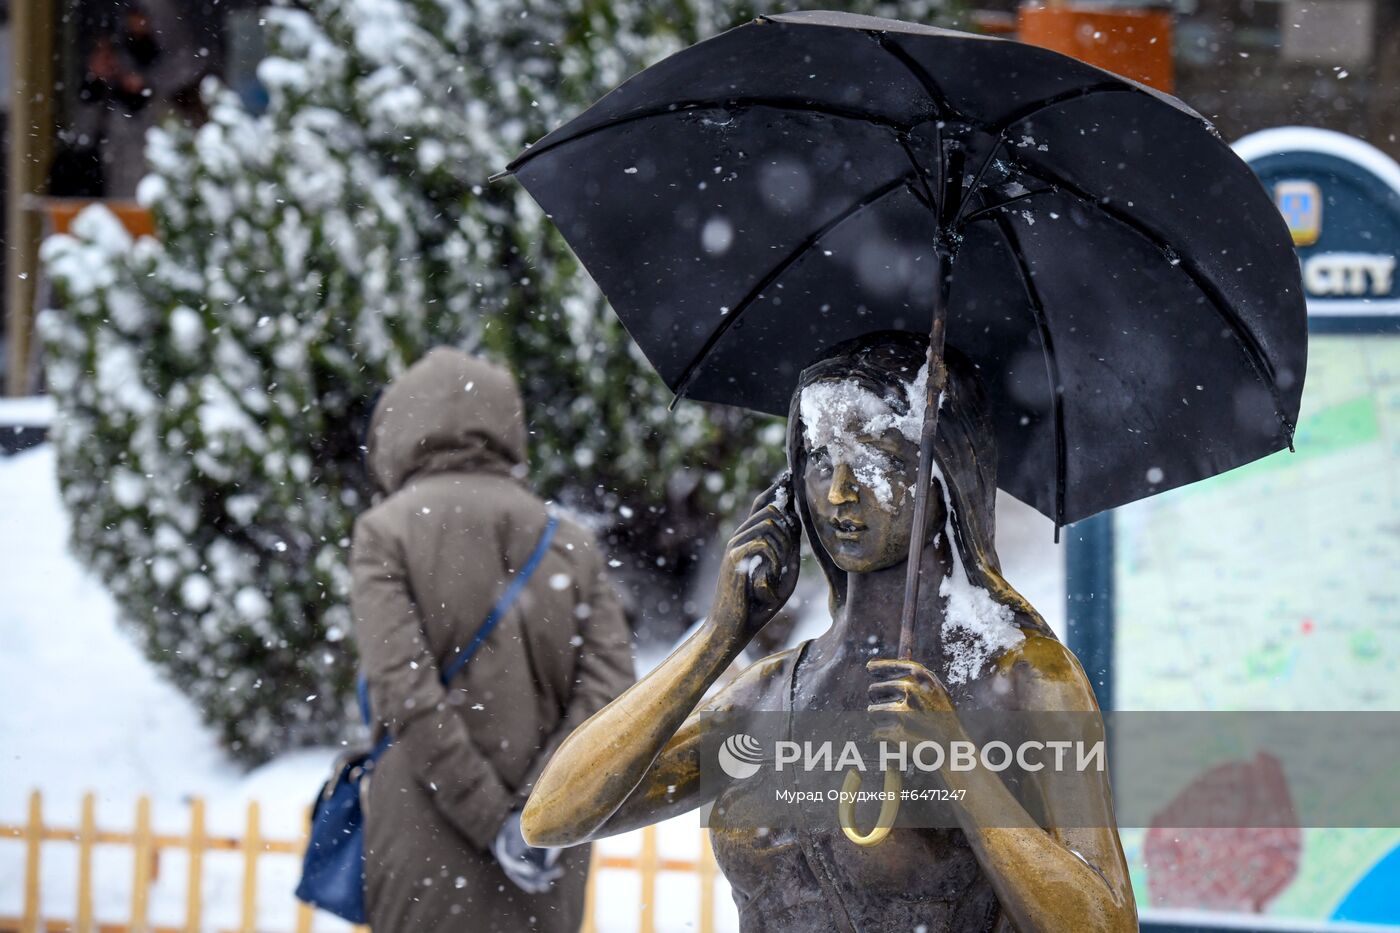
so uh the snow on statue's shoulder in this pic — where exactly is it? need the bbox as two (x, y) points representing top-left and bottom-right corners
(929, 460), (1025, 685)
(939, 568), (1024, 685)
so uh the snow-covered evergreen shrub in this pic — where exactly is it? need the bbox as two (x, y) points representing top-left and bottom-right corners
(41, 0), (960, 761)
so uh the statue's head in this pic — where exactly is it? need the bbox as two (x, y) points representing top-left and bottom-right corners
(786, 331), (1008, 610)
(791, 335), (934, 574)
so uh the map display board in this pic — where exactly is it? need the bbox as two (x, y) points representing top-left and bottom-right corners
(1080, 127), (1400, 928)
(1111, 334), (1400, 926)
(1115, 334), (1400, 712)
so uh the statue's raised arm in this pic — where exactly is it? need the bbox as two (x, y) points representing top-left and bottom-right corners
(521, 479), (801, 846)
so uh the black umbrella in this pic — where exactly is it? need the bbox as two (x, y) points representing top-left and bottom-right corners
(501, 10), (1307, 658)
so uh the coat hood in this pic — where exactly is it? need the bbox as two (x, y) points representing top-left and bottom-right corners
(367, 348), (528, 494)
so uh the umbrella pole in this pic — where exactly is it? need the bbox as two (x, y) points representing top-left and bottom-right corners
(897, 245), (953, 661)
(842, 246), (953, 849)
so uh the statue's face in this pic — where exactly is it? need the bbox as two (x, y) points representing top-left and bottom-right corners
(801, 389), (944, 573)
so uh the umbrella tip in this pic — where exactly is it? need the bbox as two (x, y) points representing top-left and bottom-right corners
(1053, 525), (1061, 545)
(487, 169), (512, 183)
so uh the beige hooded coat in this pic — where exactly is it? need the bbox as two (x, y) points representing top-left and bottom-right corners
(352, 348), (633, 932)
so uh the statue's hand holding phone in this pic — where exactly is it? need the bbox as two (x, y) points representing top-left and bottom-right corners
(711, 471), (801, 645)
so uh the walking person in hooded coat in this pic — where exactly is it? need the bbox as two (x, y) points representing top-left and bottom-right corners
(352, 348), (634, 931)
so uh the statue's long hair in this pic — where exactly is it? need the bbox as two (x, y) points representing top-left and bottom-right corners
(785, 331), (1052, 639)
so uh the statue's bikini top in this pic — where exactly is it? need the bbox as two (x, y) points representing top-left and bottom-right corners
(707, 641), (1003, 933)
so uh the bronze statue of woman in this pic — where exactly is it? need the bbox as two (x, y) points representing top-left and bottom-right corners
(523, 331), (1136, 932)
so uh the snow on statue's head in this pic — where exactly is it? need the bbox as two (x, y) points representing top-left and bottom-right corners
(786, 331), (1049, 682)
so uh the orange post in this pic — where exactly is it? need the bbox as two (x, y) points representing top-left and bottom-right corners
(185, 798), (206, 933)
(580, 847), (599, 933)
(131, 796), (153, 933)
(39, 198), (157, 240)
(240, 801), (261, 933)
(1018, 3), (1175, 93)
(638, 826), (658, 933)
(76, 793), (96, 933)
(5, 0), (57, 396)
(698, 829), (719, 933)
(22, 791), (43, 933)
(295, 808), (314, 933)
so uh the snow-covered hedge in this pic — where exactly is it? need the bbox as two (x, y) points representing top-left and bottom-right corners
(40, 0), (956, 761)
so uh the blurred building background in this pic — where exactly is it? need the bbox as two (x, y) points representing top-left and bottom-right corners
(5, 0), (1400, 392)
(3, 0), (267, 395)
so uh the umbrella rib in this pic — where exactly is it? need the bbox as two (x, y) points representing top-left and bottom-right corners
(897, 135), (938, 211)
(961, 186), (1056, 224)
(670, 174), (917, 404)
(991, 214), (1068, 531)
(957, 141), (1009, 226)
(954, 83), (1138, 227)
(869, 32), (953, 217)
(1008, 161), (1295, 445)
(869, 32), (949, 119)
(990, 82), (1141, 137)
(505, 98), (914, 174)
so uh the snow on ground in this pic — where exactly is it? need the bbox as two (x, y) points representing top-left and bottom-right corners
(0, 396), (55, 427)
(0, 444), (731, 932)
(0, 446), (277, 828)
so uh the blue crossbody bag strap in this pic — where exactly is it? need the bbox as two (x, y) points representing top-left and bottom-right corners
(356, 513), (559, 729)
(443, 514), (558, 683)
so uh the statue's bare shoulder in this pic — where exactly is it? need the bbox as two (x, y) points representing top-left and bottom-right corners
(994, 631), (1101, 712)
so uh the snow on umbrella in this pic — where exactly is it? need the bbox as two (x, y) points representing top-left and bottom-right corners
(500, 10), (1307, 661)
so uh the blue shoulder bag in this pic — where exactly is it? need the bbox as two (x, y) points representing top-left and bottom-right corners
(295, 516), (559, 923)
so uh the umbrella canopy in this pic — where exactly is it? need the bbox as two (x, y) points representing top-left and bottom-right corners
(504, 10), (1307, 529)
